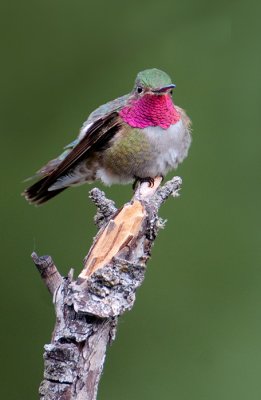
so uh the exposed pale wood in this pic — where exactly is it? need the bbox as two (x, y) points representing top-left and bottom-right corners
(80, 200), (145, 278)
(80, 177), (163, 278)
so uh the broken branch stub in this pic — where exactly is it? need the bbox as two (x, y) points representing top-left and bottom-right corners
(70, 177), (181, 318)
(80, 176), (163, 279)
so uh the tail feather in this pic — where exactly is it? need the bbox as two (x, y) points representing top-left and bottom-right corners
(23, 176), (66, 205)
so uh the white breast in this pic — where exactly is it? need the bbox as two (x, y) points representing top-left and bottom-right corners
(143, 119), (191, 176)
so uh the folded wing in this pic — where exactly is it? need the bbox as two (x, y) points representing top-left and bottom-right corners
(23, 112), (122, 205)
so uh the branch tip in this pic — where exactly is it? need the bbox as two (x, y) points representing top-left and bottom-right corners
(89, 188), (117, 228)
(152, 176), (182, 208)
(31, 252), (62, 295)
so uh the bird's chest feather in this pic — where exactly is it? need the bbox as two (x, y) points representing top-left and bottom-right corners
(103, 119), (190, 180)
(142, 119), (190, 174)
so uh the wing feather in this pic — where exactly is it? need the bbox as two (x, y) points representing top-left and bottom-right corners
(24, 112), (122, 204)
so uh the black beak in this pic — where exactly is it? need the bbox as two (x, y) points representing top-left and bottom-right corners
(152, 83), (176, 93)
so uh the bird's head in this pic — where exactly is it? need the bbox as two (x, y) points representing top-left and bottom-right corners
(133, 68), (176, 97)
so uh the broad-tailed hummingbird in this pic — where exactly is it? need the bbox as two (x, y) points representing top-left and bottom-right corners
(24, 68), (191, 204)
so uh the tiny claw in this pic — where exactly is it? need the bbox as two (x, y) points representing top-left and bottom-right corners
(133, 176), (155, 190)
(147, 177), (155, 188)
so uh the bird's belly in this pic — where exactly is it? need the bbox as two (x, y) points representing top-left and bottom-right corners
(141, 120), (191, 177)
(98, 120), (191, 185)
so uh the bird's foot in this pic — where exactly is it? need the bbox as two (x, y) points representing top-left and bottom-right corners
(132, 176), (155, 191)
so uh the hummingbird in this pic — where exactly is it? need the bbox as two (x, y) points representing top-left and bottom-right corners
(23, 68), (191, 205)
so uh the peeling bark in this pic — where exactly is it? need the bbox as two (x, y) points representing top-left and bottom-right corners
(32, 176), (182, 399)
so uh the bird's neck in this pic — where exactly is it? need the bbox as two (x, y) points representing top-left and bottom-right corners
(119, 94), (180, 129)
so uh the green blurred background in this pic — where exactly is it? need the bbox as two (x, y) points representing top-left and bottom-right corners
(1, 0), (260, 399)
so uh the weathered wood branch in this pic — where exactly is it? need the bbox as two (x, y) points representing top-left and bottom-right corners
(32, 176), (182, 400)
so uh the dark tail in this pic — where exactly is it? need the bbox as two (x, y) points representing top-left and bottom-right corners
(23, 176), (66, 205)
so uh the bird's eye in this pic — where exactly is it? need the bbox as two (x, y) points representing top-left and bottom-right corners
(137, 86), (143, 94)
(170, 90), (173, 95)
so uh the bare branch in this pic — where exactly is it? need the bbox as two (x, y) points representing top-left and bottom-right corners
(34, 176), (182, 399)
